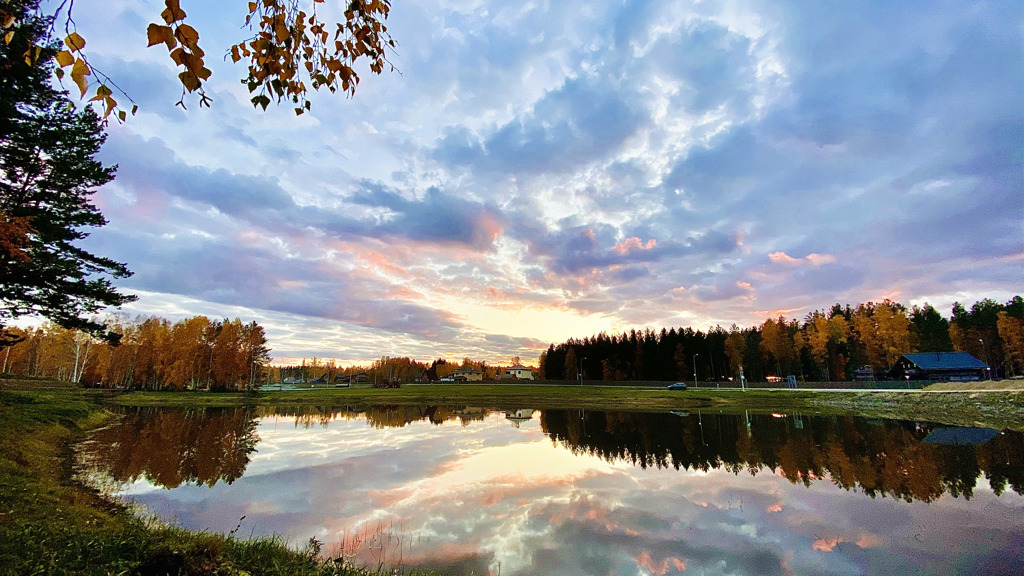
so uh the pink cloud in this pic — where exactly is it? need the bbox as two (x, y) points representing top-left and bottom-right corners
(474, 212), (504, 245)
(634, 550), (687, 574)
(855, 532), (886, 549)
(768, 251), (800, 265)
(805, 253), (837, 266)
(752, 307), (804, 319)
(812, 537), (842, 552)
(612, 237), (657, 255)
(768, 251), (837, 267)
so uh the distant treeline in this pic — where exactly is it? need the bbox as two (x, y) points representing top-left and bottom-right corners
(272, 356), (530, 384)
(539, 297), (1024, 382)
(1, 316), (270, 391)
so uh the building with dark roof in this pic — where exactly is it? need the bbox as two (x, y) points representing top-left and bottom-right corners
(894, 352), (989, 381)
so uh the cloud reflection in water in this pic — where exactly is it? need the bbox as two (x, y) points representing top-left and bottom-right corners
(93, 408), (1024, 576)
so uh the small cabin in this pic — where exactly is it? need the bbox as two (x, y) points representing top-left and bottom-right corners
(894, 352), (989, 382)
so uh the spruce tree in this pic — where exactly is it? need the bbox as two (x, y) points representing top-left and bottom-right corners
(0, 1), (135, 346)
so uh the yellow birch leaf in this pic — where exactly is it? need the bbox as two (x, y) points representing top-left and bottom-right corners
(176, 24), (199, 48)
(161, 6), (187, 24)
(4, 30), (14, 45)
(70, 58), (90, 97)
(147, 24), (173, 48)
(178, 70), (200, 92)
(64, 32), (86, 51)
(55, 50), (74, 67)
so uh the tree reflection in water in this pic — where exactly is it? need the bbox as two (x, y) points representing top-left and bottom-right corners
(540, 410), (1024, 502)
(85, 407), (260, 488)
(86, 406), (1024, 503)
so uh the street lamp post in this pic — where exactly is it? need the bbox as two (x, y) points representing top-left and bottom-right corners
(979, 339), (992, 381)
(579, 356), (587, 385)
(693, 353), (699, 388)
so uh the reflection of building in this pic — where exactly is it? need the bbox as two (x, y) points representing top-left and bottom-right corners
(505, 409), (534, 428)
(504, 364), (535, 380)
(894, 352), (988, 381)
(923, 427), (999, 445)
(452, 368), (484, 382)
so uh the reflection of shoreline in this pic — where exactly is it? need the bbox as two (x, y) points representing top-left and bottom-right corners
(84, 406), (1024, 505)
(540, 409), (1024, 503)
(79, 406), (1024, 576)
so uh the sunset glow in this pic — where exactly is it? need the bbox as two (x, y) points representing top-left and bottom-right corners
(59, 0), (1021, 364)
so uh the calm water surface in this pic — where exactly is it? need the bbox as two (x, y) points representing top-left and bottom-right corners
(82, 406), (1024, 576)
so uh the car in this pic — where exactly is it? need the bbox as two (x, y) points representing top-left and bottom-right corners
(667, 382), (688, 390)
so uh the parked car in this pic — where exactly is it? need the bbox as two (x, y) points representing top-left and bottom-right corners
(667, 382), (688, 390)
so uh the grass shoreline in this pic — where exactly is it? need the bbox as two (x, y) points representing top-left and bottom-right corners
(2, 379), (1023, 574)
(0, 383), (416, 576)
(108, 383), (1024, 431)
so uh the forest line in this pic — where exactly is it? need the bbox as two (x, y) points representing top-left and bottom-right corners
(539, 296), (1024, 383)
(2, 295), (1022, 389)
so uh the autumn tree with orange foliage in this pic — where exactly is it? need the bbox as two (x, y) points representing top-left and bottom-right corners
(2, 315), (270, 390)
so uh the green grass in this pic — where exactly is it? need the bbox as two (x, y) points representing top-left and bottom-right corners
(0, 383), (433, 576)
(108, 383), (1024, 431)
(112, 384), (812, 410)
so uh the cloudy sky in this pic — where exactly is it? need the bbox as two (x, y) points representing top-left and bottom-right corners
(66, 0), (1023, 364)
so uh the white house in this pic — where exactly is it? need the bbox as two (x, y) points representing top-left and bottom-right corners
(504, 364), (534, 380)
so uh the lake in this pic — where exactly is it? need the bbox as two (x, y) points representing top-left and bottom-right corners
(80, 406), (1024, 575)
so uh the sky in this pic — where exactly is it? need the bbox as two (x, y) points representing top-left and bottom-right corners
(60, 0), (1023, 365)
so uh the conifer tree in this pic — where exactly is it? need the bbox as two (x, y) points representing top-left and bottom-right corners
(0, 2), (135, 347)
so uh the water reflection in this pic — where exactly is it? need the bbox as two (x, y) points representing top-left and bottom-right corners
(84, 407), (1024, 575)
(540, 410), (1024, 502)
(89, 406), (1024, 503)
(87, 407), (259, 488)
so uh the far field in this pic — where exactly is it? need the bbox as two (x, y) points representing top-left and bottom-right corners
(97, 380), (1024, 432)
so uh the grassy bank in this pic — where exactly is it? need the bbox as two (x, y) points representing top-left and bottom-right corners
(107, 383), (1024, 431)
(0, 383), (427, 576)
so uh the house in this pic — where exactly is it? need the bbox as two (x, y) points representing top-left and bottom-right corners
(337, 372), (370, 385)
(504, 409), (534, 428)
(922, 427), (1000, 445)
(504, 364), (534, 380)
(894, 352), (989, 382)
(452, 368), (484, 382)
